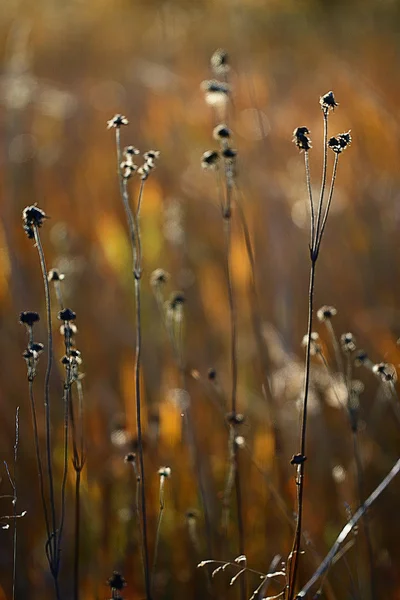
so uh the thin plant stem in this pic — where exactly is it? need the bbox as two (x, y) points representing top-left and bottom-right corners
(151, 475), (167, 594)
(28, 380), (51, 542)
(73, 468), (81, 600)
(114, 127), (151, 599)
(324, 319), (344, 377)
(223, 173), (245, 600)
(315, 153), (339, 251)
(287, 257), (317, 600)
(304, 151), (315, 249)
(314, 112), (329, 252)
(33, 226), (59, 596)
(11, 407), (19, 600)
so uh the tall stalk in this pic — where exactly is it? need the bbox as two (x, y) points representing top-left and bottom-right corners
(288, 94), (350, 599)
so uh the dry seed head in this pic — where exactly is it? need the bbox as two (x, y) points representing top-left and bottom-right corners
(210, 48), (230, 75)
(319, 91), (338, 113)
(22, 205), (48, 239)
(293, 127), (312, 152)
(317, 305), (337, 322)
(107, 114), (128, 129)
(19, 311), (40, 327)
(150, 268), (169, 287)
(201, 150), (220, 170)
(328, 131), (352, 154)
(341, 332), (356, 353)
(213, 123), (231, 140)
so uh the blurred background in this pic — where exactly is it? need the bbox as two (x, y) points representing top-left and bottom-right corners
(1, 0), (400, 598)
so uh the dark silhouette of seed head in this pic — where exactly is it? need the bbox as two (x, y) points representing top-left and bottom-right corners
(58, 308), (76, 322)
(328, 131), (352, 154)
(201, 150), (220, 170)
(48, 268), (64, 282)
(341, 332), (356, 353)
(22, 205), (48, 239)
(107, 114), (128, 129)
(317, 305), (337, 322)
(293, 127), (312, 152)
(107, 571), (126, 591)
(320, 91), (338, 113)
(211, 49), (230, 75)
(19, 311), (40, 327)
(226, 412), (245, 425)
(213, 124), (231, 140)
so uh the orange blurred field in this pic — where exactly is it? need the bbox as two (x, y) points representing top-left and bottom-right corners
(1, 1), (400, 599)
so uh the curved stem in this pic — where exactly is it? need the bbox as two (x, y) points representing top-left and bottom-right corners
(304, 151), (315, 249)
(316, 153), (339, 253)
(33, 227), (58, 578)
(314, 112), (329, 252)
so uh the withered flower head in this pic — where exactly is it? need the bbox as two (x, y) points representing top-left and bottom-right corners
(201, 150), (220, 170)
(22, 205), (48, 239)
(328, 131), (352, 154)
(293, 127), (312, 152)
(107, 114), (128, 129)
(210, 48), (230, 75)
(58, 308), (76, 322)
(19, 311), (40, 327)
(107, 571), (126, 591)
(158, 466), (171, 478)
(317, 305), (337, 322)
(213, 123), (231, 140)
(354, 350), (368, 367)
(373, 362), (397, 383)
(48, 269), (65, 282)
(222, 147), (237, 160)
(341, 332), (356, 353)
(320, 91), (338, 112)
(302, 332), (320, 355)
(30, 342), (44, 355)
(207, 367), (217, 381)
(150, 268), (169, 287)
(143, 150), (160, 161)
(124, 145), (140, 156)
(124, 452), (136, 463)
(169, 292), (185, 310)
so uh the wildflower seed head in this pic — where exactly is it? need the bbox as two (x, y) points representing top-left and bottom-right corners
(107, 114), (128, 129)
(341, 332), (356, 353)
(48, 268), (64, 282)
(201, 79), (230, 108)
(354, 350), (368, 367)
(107, 571), (127, 591)
(30, 342), (44, 355)
(186, 509), (199, 521)
(291, 453), (307, 465)
(372, 362), (397, 383)
(22, 205), (48, 239)
(328, 131), (352, 154)
(221, 147), (237, 160)
(210, 48), (230, 75)
(317, 305), (337, 322)
(207, 367), (217, 381)
(169, 291), (185, 310)
(213, 123), (231, 140)
(58, 308), (76, 322)
(293, 127), (312, 152)
(150, 268), (169, 287)
(320, 91), (338, 113)
(19, 311), (40, 327)
(158, 466), (171, 478)
(143, 150), (160, 161)
(124, 145), (140, 156)
(124, 452), (136, 463)
(201, 150), (220, 170)
(226, 412), (245, 425)
(120, 160), (137, 179)
(301, 332), (320, 355)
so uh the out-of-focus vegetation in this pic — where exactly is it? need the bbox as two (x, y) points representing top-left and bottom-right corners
(1, 0), (400, 598)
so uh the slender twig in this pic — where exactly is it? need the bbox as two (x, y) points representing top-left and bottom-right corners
(296, 457), (400, 598)
(33, 226), (60, 597)
(313, 112), (329, 253)
(114, 128), (151, 600)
